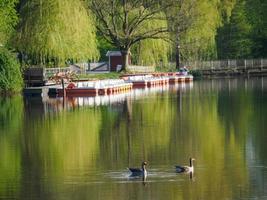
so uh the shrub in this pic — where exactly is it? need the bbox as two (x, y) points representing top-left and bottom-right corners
(190, 69), (202, 79)
(0, 47), (23, 94)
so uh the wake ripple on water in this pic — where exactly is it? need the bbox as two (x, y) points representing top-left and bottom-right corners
(102, 168), (190, 184)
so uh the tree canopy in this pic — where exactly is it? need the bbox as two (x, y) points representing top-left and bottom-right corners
(217, 0), (252, 59)
(170, 0), (236, 62)
(13, 0), (99, 66)
(217, 0), (267, 59)
(2, 0), (266, 69)
(0, 0), (18, 45)
(89, 0), (174, 70)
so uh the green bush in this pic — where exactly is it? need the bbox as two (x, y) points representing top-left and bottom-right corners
(0, 48), (23, 94)
(190, 70), (202, 79)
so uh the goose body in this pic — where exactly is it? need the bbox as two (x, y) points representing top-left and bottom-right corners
(175, 158), (195, 173)
(128, 161), (147, 177)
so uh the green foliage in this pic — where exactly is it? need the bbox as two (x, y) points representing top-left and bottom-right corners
(0, 0), (18, 45)
(245, 0), (267, 57)
(90, 0), (171, 70)
(217, 0), (267, 59)
(13, 0), (99, 66)
(189, 69), (202, 78)
(97, 36), (116, 61)
(177, 0), (236, 61)
(216, 0), (252, 59)
(0, 47), (23, 93)
(131, 12), (171, 66)
(219, 0), (237, 21)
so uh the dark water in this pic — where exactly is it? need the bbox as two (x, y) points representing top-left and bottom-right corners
(1, 78), (267, 200)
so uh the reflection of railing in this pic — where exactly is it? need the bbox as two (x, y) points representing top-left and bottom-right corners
(183, 59), (267, 70)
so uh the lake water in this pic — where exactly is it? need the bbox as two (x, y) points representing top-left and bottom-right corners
(0, 77), (267, 200)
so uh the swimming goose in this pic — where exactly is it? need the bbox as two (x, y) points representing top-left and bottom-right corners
(175, 158), (195, 173)
(128, 161), (147, 177)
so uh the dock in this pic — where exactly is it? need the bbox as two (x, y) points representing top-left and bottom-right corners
(23, 73), (193, 97)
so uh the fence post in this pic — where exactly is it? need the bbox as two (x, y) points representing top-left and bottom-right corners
(244, 59), (246, 70)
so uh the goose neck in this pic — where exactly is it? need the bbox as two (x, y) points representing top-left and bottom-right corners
(190, 159), (193, 167)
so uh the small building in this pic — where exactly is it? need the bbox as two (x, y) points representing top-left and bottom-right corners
(23, 67), (47, 87)
(106, 51), (131, 71)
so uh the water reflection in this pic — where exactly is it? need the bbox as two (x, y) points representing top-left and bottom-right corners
(41, 83), (193, 113)
(0, 78), (267, 199)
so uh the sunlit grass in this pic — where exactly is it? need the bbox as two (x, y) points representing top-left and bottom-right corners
(76, 72), (121, 80)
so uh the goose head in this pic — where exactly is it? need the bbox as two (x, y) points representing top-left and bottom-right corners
(141, 161), (147, 170)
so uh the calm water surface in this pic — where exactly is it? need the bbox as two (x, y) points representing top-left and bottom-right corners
(0, 78), (267, 200)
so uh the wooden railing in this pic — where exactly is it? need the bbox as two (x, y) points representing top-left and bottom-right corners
(44, 67), (70, 78)
(183, 59), (267, 70)
(127, 65), (155, 73)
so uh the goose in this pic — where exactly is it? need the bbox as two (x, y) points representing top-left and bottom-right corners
(175, 158), (195, 173)
(128, 161), (147, 177)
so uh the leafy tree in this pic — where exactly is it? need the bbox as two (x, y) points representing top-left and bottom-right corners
(245, 0), (267, 58)
(178, 0), (236, 62)
(166, 0), (198, 67)
(216, 0), (252, 59)
(13, 0), (99, 66)
(0, 0), (18, 45)
(131, 37), (171, 66)
(89, 0), (174, 71)
(0, 0), (22, 93)
(0, 47), (23, 93)
(165, 0), (236, 65)
(131, 16), (171, 66)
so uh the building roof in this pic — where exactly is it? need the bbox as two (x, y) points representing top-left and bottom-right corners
(106, 51), (122, 57)
(106, 51), (132, 57)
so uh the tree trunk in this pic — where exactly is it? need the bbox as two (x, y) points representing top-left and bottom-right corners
(175, 44), (180, 70)
(121, 49), (130, 72)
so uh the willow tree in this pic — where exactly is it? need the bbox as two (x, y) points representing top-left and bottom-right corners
(168, 0), (236, 64)
(166, 0), (197, 68)
(89, 0), (175, 71)
(0, 0), (22, 93)
(13, 0), (98, 66)
(0, 0), (18, 45)
(131, 15), (171, 66)
(179, 0), (223, 61)
(131, 38), (171, 66)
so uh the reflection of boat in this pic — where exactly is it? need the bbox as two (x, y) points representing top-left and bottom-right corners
(43, 82), (193, 112)
(169, 75), (193, 83)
